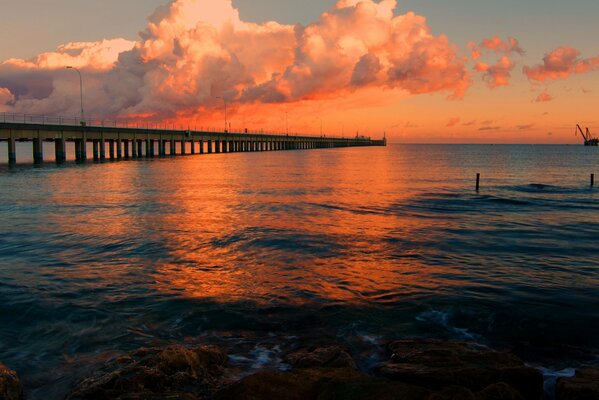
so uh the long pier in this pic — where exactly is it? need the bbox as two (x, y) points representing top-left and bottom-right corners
(0, 120), (385, 164)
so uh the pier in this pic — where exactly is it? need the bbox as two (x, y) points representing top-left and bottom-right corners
(0, 114), (385, 164)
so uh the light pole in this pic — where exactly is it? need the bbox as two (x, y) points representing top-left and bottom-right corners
(66, 66), (85, 126)
(216, 96), (227, 133)
(285, 112), (289, 135)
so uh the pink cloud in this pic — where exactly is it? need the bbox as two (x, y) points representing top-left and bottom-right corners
(474, 56), (514, 88)
(534, 91), (554, 102)
(0, 0), (471, 120)
(523, 46), (599, 81)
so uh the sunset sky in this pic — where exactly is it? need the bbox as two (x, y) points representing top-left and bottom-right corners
(1, 0), (598, 143)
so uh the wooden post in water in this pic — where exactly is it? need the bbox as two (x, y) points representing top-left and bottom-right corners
(476, 173), (481, 191)
(592, 174), (595, 187)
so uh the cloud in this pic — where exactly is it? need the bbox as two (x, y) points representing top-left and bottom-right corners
(478, 126), (501, 131)
(0, 87), (14, 105)
(516, 124), (534, 130)
(0, 0), (471, 120)
(523, 46), (599, 82)
(474, 56), (514, 88)
(3, 39), (136, 71)
(446, 117), (460, 127)
(534, 91), (554, 102)
(472, 36), (524, 59)
(468, 36), (523, 88)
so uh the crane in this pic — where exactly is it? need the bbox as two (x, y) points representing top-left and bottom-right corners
(575, 124), (599, 146)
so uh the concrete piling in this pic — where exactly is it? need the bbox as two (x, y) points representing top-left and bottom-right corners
(33, 138), (43, 163)
(55, 138), (66, 163)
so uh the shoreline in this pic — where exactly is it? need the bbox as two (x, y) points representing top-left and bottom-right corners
(2, 337), (598, 400)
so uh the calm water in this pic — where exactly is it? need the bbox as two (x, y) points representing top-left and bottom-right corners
(0, 144), (598, 398)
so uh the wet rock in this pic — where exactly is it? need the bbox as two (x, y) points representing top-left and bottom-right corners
(216, 367), (431, 400)
(0, 362), (23, 400)
(67, 345), (227, 400)
(374, 339), (543, 400)
(428, 386), (476, 400)
(286, 346), (356, 369)
(476, 383), (524, 400)
(556, 367), (599, 400)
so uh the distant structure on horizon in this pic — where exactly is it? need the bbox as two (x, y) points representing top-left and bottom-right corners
(575, 124), (599, 146)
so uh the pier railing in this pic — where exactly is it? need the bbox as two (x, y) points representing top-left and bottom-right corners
(0, 112), (368, 139)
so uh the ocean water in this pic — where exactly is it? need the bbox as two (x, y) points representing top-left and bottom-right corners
(0, 144), (598, 398)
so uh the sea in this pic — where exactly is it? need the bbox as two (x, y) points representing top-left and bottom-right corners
(0, 143), (597, 399)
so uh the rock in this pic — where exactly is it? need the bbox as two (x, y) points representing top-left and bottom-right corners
(374, 339), (543, 400)
(67, 345), (227, 400)
(0, 362), (22, 400)
(286, 346), (356, 369)
(476, 383), (524, 400)
(556, 367), (599, 400)
(428, 386), (476, 400)
(216, 367), (431, 400)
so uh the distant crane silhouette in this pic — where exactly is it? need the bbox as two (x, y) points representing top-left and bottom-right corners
(575, 124), (598, 146)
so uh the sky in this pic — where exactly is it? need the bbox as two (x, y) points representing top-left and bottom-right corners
(1, 0), (598, 143)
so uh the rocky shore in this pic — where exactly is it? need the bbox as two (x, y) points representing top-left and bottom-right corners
(1, 339), (598, 400)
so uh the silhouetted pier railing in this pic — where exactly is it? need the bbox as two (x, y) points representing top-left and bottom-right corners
(0, 113), (386, 164)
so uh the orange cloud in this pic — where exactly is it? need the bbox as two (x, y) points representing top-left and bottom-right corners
(0, 0), (470, 119)
(474, 56), (514, 88)
(534, 91), (554, 102)
(2, 38), (135, 71)
(468, 36), (524, 61)
(469, 36), (523, 88)
(0, 87), (14, 105)
(523, 46), (599, 81)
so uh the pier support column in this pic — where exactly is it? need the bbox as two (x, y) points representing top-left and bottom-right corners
(116, 139), (122, 159)
(216, 140), (222, 153)
(199, 140), (204, 154)
(93, 140), (99, 160)
(100, 139), (106, 159)
(146, 139), (152, 157)
(191, 140), (195, 154)
(8, 137), (16, 163)
(180, 140), (186, 155)
(135, 140), (142, 158)
(33, 138), (43, 163)
(208, 140), (213, 153)
(55, 138), (66, 163)
(123, 140), (130, 158)
(108, 140), (115, 159)
(159, 140), (165, 156)
(132, 139), (138, 158)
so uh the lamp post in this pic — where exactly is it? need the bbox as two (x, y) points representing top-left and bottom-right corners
(216, 96), (227, 133)
(66, 66), (85, 126)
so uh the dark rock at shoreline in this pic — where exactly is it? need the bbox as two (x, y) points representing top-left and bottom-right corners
(286, 345), (356, 369)
(556, 367), (599, 400)
(63, 339), (547, 400)
(0, 362), (22, 400)
(374, 339), (542, 400)
(66, 345), (227, 400)
(215, 367), (431, 400)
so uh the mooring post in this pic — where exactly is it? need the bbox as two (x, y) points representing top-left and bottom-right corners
(476, 173), (481, 191)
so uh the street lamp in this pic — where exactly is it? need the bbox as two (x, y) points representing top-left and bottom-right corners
(216, 96), (227, 133)
(66, 66), (85, 126)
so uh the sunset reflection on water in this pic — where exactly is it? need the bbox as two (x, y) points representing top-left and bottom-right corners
(0, 144), (598, 398)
